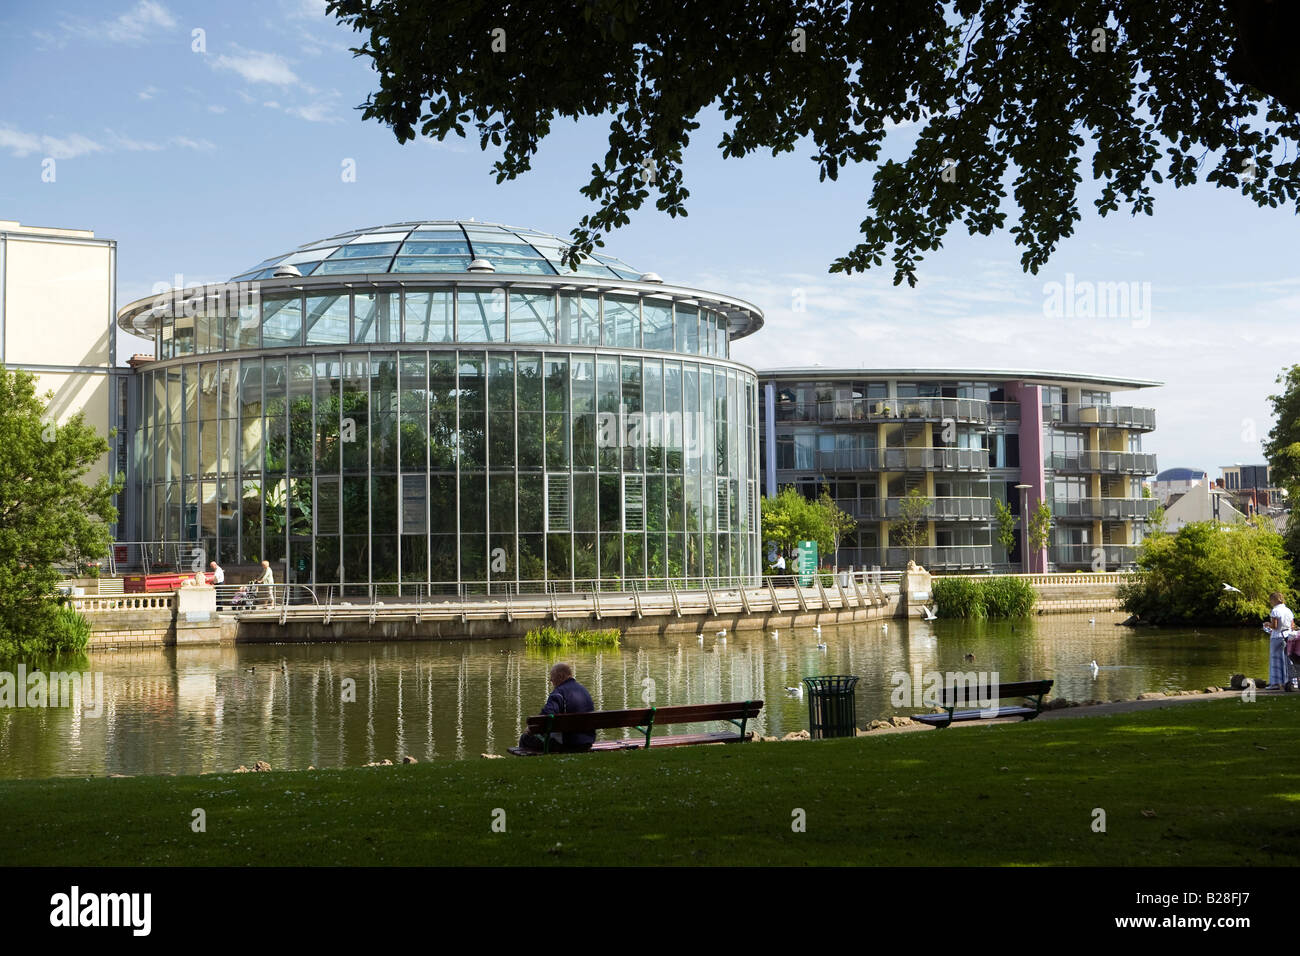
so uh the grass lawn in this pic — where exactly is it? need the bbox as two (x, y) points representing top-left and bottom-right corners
(2, 697), (1298, 866)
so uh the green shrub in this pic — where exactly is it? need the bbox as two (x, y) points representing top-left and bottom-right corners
(931, 576), (1036, 619)
(931, 577), (986, 619)
(0, 602), (92, 658)
(524, 625), (621, 648)
(1119, 518), (1292, 626)
(981, 576), (1036, 617)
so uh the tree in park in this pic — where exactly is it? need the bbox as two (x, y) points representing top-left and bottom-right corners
(1119, 518), (1292, 626)
(818, 485), (857, 568)
(1026, 500), (1053, 571)
(1138, 479), (1166, 537)
(760, 486), (833, 560)
(992, 497), (1018, 561)
(1264, 363), (1300, 574)
(0, 367), (120, 657)
(890, 488), (931, 565)
(329, 1), (1300, 284)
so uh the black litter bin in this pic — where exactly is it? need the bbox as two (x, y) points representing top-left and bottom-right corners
(803, 675), (860, 739)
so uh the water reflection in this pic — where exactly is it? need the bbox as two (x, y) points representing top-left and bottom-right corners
(0, 612), (1272, 779)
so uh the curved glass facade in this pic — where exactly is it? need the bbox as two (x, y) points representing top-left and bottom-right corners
(229, 221), (648, 282)
(135, 345), (758, 594)
(154, 285), (733, 361)
(124, 223), (763, 593)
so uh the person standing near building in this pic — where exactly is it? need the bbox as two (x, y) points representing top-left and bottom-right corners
(1266, 592), (1295, 690)
(257, 560), (276, 607)
(210, 561), (225, 608)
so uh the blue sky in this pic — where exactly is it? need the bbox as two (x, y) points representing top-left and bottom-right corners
(2, 0), (1297, 478)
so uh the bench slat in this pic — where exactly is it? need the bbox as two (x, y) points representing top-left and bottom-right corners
(935, 680), (1053, 707)
(913, 705), (1039, 726)
(508, 731), (746, 756)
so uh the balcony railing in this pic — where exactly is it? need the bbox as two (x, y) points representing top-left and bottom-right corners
(1051, 497), (1158, 520)
(1048, 404), (1156, 431)
(817, 447), (990, 473)
(776, 397), (992, 425)
(1048, 451), (1157, 475)
(885, 545), (993, 570)
(883, 496), (992, 520)
(838, 499), (880, 519)
(1050, 544), (1139, 569)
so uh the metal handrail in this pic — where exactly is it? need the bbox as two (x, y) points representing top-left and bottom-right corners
(215, 571), (904, 610)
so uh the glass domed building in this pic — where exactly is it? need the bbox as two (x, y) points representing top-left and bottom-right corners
(116, 221), (764, 595)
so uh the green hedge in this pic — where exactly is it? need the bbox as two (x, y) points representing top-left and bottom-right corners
(931, 576), (1036, 619)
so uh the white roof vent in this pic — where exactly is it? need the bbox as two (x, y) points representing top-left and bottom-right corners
(467, 257), (496, 273)
(272, 264), (303, 278)
(639, 272), (663, 283)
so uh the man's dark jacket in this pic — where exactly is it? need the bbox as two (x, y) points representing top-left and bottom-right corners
(542, 677), (596, 749)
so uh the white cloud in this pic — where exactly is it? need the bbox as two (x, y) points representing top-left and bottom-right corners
(207, 104), (228, 114)
(284, 98), (342, 123)
(286, 0), (329, 18)
(47, 1), (176, 46)
(0, 125), (212, 159)
(103, 1), (176, 43)
(0, 127), (103, 160)
(137, 85), (162, 100)
(713, 261), (1300, 473)
(212, 48), (300, 86)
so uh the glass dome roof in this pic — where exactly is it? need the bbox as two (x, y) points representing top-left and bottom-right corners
(231, 220), (645, 282)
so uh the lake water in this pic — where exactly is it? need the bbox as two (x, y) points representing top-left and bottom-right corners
(0, 611), (1272, 779)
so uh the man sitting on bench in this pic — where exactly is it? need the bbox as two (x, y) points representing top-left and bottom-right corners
(517, 662), (595, 754)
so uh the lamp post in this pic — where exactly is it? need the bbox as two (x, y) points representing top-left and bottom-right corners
(1015, 483), (1032, 573)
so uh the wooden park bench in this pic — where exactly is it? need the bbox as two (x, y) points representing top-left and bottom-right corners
(912, 679), (1053, 729)
(507, 700), (764, 756)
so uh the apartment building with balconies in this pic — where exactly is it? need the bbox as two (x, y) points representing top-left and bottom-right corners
(758, 369), (1160, 572)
